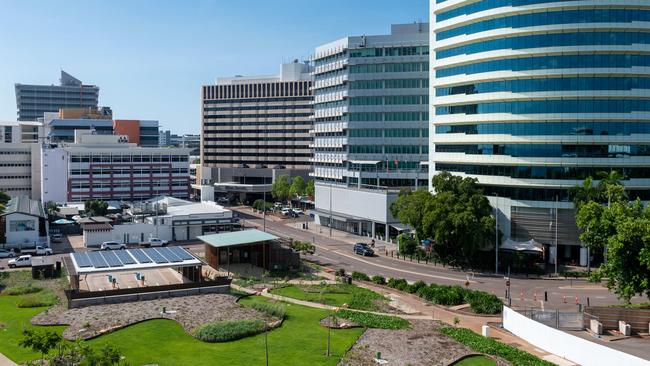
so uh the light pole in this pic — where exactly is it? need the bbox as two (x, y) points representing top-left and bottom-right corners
(263, 189), (266, 232)
(494, 194), (498, 275)
(554, 195), (558, 276)
(265, 327), (269, 366)
(329, 178), (333, 237)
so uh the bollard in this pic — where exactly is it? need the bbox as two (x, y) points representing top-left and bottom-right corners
(519, 290), (524, 301)
(587, 297), (590, 307)
(563, 295), (567, 303)
(544, 291), (548, 302)
(534, 292), (537, 301)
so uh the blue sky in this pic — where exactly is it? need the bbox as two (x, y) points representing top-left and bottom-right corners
(0, 0), (428, 134)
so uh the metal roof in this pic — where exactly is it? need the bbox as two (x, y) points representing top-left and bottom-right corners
(70, 247), (202, 274)
(198, 229), (278, 248)
(1, 196), (46, 218)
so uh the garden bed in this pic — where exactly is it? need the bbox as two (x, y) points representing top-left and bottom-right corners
(269, 283), (395, 312)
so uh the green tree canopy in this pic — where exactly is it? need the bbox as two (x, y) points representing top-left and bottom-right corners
(271, 175), (291, 203)
(84, 200), (108, 217)
(305, 179), (315, 199)
(289, 176), (306, 199)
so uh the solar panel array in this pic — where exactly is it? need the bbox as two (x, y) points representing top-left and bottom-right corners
(71, 247), (198, 270)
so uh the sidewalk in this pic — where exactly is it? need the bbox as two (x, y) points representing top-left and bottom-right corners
(0, 353), (17, 366)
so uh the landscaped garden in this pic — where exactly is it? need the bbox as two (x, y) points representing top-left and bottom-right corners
(270, 283), (390, 311)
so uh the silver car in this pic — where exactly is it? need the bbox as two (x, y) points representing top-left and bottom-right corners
(100, 241), (126, 250)
(0, 248), (16, 258)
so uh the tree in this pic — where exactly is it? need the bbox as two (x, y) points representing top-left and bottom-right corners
(271, 175), (291, 203)
(289, 176), (306, 199)
(396, 233), (417, 256)
(84, 200), (108, 217)
(45, 201), (60, 217)
(597, 170), (627, 206)
(569, 176), (600, 209)
(390, 188), (430, 240)
(20, 329), (62, 365)
(305, 179), (315, 199)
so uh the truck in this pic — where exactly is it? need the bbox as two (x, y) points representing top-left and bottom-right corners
(19, 245), (53, 256)
(8, 255), (32, 268)
(139, 238), (168, 248)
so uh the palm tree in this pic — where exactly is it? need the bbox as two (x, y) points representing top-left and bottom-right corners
(596, 170), (626, 206)
(569, 176), (600, 209)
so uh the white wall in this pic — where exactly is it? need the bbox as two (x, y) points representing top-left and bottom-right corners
(502, 306), (650, 366)
(5, 212), (40, 244)
(315, 183), (397, 223)
(83, 223), (172, 247)
(41, 147), (68, 203)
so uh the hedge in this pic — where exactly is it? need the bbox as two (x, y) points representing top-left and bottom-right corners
(250, 301), (286, 319)
(336, 309), (409, 330)
(440, 327), (555, 366)
(351, 271), (370, 281)
(193, 319), (267, 342)
(371, 275), (386, 285)
(2, 285), (42, 296)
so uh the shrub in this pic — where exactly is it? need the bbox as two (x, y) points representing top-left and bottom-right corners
(351, 271), (370, 281)
(335, 268), (346, 278)
(2, 285), (42, 296)
(193, 319), (267, 342)
(250, 301), (286, 319)
(371, 275), (386, 285)
(431, 285), (465, 306)
(337, 309), (409, 330)
(347, 287), (383, 311)
(17, 292), (58, 308)
(387, 278), (408, 291)
(464, 290), (502, 315)
(440, 327), (555, 366)
(407, 280), (426, 294)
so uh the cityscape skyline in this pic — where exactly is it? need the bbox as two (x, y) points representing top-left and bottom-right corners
(0, 0), (428, 134)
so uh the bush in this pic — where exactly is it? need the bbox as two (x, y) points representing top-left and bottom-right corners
(431, 285), (465, 306)
(371, 275), (386, 285)
(347, 287), (383, 311)
(464, 290), (502, 315)
(407, 280), (426, 294)
(193, 319), (267, 342)
(335, 268), (346, 278)
(17, 292), (58, 308)
(2, 285), (42, 296)
(351, 271), (370, 281)
(250, 301), (286, 319)
(387, 278), (408, 291)
(440, 327), (555, 366)
(337, 309), (409, 330)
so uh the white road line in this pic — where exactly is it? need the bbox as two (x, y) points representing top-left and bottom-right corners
(332, 250), (471, 283)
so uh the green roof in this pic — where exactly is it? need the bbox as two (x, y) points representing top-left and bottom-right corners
(198, 229), (278, 248)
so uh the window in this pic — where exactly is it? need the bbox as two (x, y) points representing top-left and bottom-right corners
(10, 220), (35, 232)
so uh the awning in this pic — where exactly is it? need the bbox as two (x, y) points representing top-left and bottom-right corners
(349, 160), (380, 165)
(501, 239), (543, 253)
(53, 218), (75, 225)
(198, 229), (278, 248)
(390, 223), (411, 232)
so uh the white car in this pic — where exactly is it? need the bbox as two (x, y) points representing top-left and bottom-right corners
(140, 238), (168, 247)
(292, 209), (305, 215)
(0, 248), (16, 258)
(100, 241), (126, 250)
(20, 246), (53, 256)
(8, 255), (32, 268)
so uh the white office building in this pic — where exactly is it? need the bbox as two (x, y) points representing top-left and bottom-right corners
(0, 121), (46, 199)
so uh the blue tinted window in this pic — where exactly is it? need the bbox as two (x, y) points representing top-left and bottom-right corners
(437, 0), (579, 22)
(435, 144), (650, 157)
(435, 122), (650, 136)
(436, 164), (650, 181)
(436, 100), (650, 115)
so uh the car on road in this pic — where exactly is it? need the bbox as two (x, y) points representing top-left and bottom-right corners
(353, 243), (374, 257)
(8, 255), (32, 268)
(140, 238), (168, 247)
(100, 241), (126, 250)
(20, 245), (53, 256)
(0, 248), (16, 258)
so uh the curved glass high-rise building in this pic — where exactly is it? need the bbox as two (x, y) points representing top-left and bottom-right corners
(430, 0), (650, 264)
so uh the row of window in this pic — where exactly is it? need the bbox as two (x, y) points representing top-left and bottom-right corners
(437, 0), (580, 22)
(349, 62), (429, 74)
(204, 129), (310, 135)
(70, 155), (188, 163)
(349, 95), (429, 106)
(349, 128), (428, 138)
(204, 113), (312, 119)
(203, 137), (312, 141)
(204, 97), (313, 104)
(0, 163), (30, 167)
(436, 99), (650, 115)
(480, 185), (650, 201)
(204, 121), (312, 127)
(350, 46), (429, 58)
(203, 159), (311, 165)
(436, 77), (650, 96)
(0, 175), (31, 179)
(435, 122), (650, 136)
(438, 31), (650, 59)
(437, 9), (650, 40)
(349, 145), (428, 154)
(70, 168), (188, 175)
(435, 144), (650, 157)
(436, 163), (650, 180)
(71, 193), (190, 201)
(349, 160), (425, 171)
(203, 152), (312, 157)
(350, 79), (429, 90)
(437, 54), (650, 78)
(349, 112), (429, 122)
(71, 180), (188, 189)
(203, 105), (311, 112)
(0, 151), (29, 155)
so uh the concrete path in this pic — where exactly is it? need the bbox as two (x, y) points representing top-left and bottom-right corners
(0, 352), (18, 366)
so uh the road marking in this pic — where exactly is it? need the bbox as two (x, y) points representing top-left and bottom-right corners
(332, 250), (471, 283)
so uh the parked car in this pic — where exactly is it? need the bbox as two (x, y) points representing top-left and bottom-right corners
(51, 233), (63, 243)
(20, 245), (53, 256)
(0, 248), (16, 258)
(353, 243), (374, 257)
(281, 208), (293, 216)
(8, 255), (32, 268)
(217, 197), (229, 205)
(100, 241), (126, 250)
(140, 238), (168, 247)
(292, 209), (304, 215)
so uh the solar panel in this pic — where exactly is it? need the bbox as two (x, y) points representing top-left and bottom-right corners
(114, 250), (136, 265)
(168, 246), (195, 261)
(101, 251), (123, 267)
(145, 248), (168, 264)
(157, 247), (182, 263)
(72, 253), (93, 268)
(87, 251), (109, 268)
(130, 249), (152, 264)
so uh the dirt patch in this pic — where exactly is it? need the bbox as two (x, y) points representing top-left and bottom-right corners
(339, 320), (475, 366)
(32, 293), (276, 340)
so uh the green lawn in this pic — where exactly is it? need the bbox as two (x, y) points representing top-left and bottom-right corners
(270, 284), (385, 311)
(0, 294), (364, 366)
(453, 355), (496, 366)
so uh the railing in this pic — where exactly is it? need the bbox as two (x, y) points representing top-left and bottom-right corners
(519, 308), (584, 330)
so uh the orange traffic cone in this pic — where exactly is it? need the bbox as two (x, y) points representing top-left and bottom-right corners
(575, 296), (580, 305)
(563, 295), (567, 303)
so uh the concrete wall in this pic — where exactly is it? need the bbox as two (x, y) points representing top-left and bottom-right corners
(584, 307), (650, 334)
(83, 223), (172, 247)
(5, 212), (40, 244)
(315, 183), (397, 223)
(41, 147), (68, 203)
(69, 285), (229, 308)
(502, 306), (650, 366)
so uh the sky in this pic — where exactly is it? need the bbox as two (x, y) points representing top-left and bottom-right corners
(0, 0), (428, 134)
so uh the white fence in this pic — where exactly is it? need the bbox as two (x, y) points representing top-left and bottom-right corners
(503, 306), (650, 366)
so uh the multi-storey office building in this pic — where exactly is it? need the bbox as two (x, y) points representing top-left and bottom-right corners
(0, 121), (46, 199)
(41, 131), (190, 203)
(430, 0), (650, 265)
(200, 62), (313, 202)
(44, 118), (159, 147)
(312, 23), (429, 238)
(15, 71), (99, 121)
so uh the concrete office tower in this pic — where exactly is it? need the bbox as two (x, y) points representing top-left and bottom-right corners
(200, 62), (313, 202)
(0, 121), (47, 199)
(41, 131), (190, 203)
(15, 71), (99, 121)
(312, 23), (429, 239)
(430, 0), (650, 265)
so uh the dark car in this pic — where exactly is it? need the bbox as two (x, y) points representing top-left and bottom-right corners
(353, 243), (374, 257)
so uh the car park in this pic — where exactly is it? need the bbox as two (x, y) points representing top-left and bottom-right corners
(0, 248), (16, 258)
(8, 255), (32, 268)
(100, 241), (127, 250)
(353, 243), (374, 257)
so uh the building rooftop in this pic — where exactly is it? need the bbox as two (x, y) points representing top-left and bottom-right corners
(1, 196), (46, 218)
(198, 229), (278, 248)
(69, 247), (202, 275)
(164, 201), (229, 217)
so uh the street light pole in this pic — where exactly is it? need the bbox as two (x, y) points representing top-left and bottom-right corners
(329, 178), (332, 237)
(263, 189), (266, 232)
(494, 194), (498, 275)
(555, 195), (558, 276)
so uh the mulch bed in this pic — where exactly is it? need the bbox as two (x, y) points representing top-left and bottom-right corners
(32, 293), (272, 340)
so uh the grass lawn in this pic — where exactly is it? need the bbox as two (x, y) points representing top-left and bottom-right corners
(453, 355), (496, 366)
(270, 283), (385, 311)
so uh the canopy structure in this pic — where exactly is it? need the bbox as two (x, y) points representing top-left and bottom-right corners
(198, 229), (278, 248)
(69, 247), (202, 275)
(500, 239), (544, 253)
(53, 218), (75, 225)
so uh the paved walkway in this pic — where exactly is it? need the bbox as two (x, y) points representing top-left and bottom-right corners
(0, 353), (17, 366)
